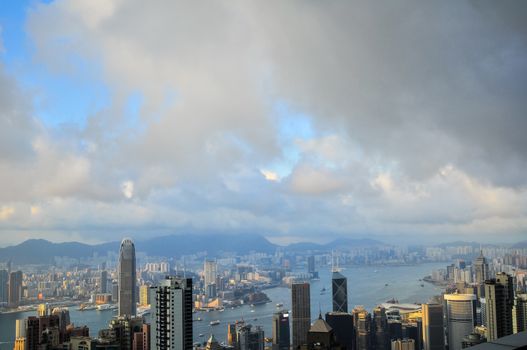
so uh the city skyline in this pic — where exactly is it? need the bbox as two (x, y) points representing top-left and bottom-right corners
(0, 1), (526, 246)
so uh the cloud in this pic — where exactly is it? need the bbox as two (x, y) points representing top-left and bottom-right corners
(0, 0), (525, 244)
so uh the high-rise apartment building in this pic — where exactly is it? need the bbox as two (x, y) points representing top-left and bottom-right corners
(292, 282), (311, 349)
(119, 238), (136, 317)
(485, 272), (514, 341)
(332, 271), (348, 313)
(422, 303), (445, 350)
(150, 276), (193, 350)
(272, 311), (290, 350)
(444, 294), (477, 350)
(8, 270), (23, 307)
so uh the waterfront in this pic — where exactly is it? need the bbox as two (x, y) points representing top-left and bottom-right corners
(0, 262), (445, 349)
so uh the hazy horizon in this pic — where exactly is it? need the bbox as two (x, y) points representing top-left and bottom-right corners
(1, 1), (526, 246)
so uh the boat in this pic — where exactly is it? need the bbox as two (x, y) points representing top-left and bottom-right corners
(210, 320), (220, 326)
(199, 334), (204, 337)
(385, 283), (389, 286)
(250, 309), (255, 313)
(253, 318), (257, 321)
(420, 284), (425, 287)
(97, 304), (113, 311)
(276, 303), (283, 307)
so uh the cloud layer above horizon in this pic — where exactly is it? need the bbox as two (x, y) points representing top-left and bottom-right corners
(0, 0), (526, 245)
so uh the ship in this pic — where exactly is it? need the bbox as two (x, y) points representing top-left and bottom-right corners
(96, 304), (113, 311)
(210, 320), (220, 326)
(276, 303), (283, 308)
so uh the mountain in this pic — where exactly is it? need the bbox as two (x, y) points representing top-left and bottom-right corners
(512, 240), (527, 249)
(0, 234), (277, 264)
(0, 234), (385, 265)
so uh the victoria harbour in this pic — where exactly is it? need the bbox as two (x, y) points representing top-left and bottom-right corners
(0, 262), (444, 350)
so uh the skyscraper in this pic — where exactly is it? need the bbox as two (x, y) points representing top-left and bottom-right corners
(0, 269), (8, 303)
(373, 306), (389, 350)
(444, 294), (477, 350)
(422, 303), (445, 350)
(100, 270), (108, 294)
(325, 312), (354, 350)
(332, 271), (348, 313)
(204, 260), (217, 298)
(118, 238), (136, 317)
(352, 306), (371, 350)
(150, 276), (193, 350)
(474, 251), (488, 298)
(515, 293), (527, 333)
(272, 311), (290, 350)
(485, 272), (514, 341)
(8, 270), (23, 307)
(292, 282), (311, 349)
(307, 256), (317, 278)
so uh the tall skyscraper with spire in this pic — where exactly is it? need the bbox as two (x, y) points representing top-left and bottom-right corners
(118, 238), (136, 317)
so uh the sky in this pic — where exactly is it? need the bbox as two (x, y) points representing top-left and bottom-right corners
(0, 0), (526, 246)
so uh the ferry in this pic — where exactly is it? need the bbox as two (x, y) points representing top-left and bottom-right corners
(199, 334), (204, 338)
(96, 304), (113, 311)
(210, 320), (220, 326)
(276, 303), (283, 308)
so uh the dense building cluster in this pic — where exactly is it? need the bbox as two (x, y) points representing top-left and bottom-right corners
(4, 239), (527, 350)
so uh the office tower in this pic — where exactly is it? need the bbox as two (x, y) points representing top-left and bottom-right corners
(237, 324), (265, 350)
(133, 324), (150, 350)
(307, 256), (318, 279)
(374, 306), (389, 350)
(0, 269), (8, 303)
(100, 270), (108, 293)
(422, 303), (445, 350)
(8, 270), (23, 307)
(307, 314), (339, 349)
(204, 260), (217, 298)
(228, 323), (238, 346)
(325, 312), (354, 350)
(150, 276), (193, 350)
(444, 294), (477, 350)
(474, 251), (488, 298)
(485, 272), (514, 341)
(391, 338), (415, 350)
(119, 238), (137, 317)
(140, 284), (150, 306)
(352, 306), (371, 350)
(26, 316), (40, 350)
(292, 282), (311, 349)
(514, 293), (527, 333)
(51, 307), (70, 343)
(387, 320), (403, 342)
(272, 311), (290, 350)
(112, 281), (119, 302)
(332, 271), (348, 313)
(38, 303), (48, 317)
(403, 321), (422, 350)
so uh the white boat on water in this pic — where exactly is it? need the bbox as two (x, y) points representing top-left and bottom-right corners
(96, 304), (114, 311)
(210, 320), (220, 326)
